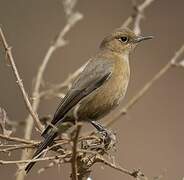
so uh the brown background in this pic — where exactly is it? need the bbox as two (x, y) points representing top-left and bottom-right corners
(0, 0), (184, 179)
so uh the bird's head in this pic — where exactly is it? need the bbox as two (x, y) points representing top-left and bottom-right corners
(100, 27), (153, 54)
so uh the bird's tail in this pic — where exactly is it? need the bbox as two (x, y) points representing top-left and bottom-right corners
(25, 131), (57, 173)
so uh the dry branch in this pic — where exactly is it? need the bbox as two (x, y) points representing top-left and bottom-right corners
(96, 156), (146, 179)
(16, 1), (83, 180)
(0, 133), (146, 180)
(0, 152), (72, 165)
(133, 0), (156, 34)
(121, 0), (156, 33)
(0, 134), (36, 144)
(0, 28), (43, 132)
(71, 124), (82, 180)
(39, 62), (87, 99)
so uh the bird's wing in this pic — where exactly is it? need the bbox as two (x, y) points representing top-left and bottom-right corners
(41, 58), (113, 138)
(53, 58), (113, 125)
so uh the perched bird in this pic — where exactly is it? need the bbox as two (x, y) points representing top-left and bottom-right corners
(25, 27), (153, 173)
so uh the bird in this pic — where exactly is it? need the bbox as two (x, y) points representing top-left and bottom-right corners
(25, 27), (153, 173)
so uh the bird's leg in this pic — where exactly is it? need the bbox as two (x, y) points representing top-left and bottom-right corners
(90, 120), (107, 132)
(90, 120), (116, 150)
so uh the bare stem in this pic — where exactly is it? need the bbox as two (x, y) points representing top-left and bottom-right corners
(16, 1), (83, 179)
(0, 28), (43, 132)
(0, 144), (36, 153)
(121, 0), (156, 32)
(71, 124), (82, 180)
(133, 0), (156, 34)
(0, 152), (71, 165)
(0, 134), (37, 144)
(39, 63), (87, 99)
(96, 156), (146, 179)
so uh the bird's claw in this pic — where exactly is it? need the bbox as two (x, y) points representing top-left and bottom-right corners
(99, 129), (116, 150)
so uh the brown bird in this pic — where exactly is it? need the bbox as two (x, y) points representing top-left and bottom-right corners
(25, 27), (153, 173)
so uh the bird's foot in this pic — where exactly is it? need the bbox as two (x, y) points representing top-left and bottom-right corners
(100, 129), (116, 150)
(90, 121), (116, 151)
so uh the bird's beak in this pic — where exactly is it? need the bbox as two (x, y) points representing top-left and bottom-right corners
(133, 35), (153, 43)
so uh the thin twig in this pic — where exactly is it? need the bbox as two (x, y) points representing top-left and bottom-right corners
(0, 28), (43, 132)
(22, 1), (83, 139)
(133, 0), (156, 34)
(0, 152), (72, 165)
(121, 0), (156, 30)
(39, 63), (87, 99)
(96, 155), (133, 176)
(16, 1), (83, 180)
(71, 124), (82, 180)
(0, 144), (36, 153)
(0, 134), (37, 144)
(96, 156), (145, 179)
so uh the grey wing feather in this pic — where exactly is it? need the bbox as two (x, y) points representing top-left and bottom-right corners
(41, 58), (113, 137)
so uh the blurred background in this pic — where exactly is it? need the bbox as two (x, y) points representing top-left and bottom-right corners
(0, 0), (184, 179)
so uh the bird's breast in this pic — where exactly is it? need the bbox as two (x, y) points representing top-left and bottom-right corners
(77, 56), (130, 121)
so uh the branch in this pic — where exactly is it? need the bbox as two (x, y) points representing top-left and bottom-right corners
(39, 62), (87, 99)
(0, 28), (43, 132)
(23, 0), (83, 140)
(0, 134), (36, 144)
(0, 152), (72, 165)
(16, 1), (83, 180)
(121, 0), (156, 33)
(0, 144), (36, 153)
(0, 132), (146, 180)
(71, 124), (82, 180)
(133, 0), (156, 34)
(96, 156), (147, 179)
(32, 9), (83, 104)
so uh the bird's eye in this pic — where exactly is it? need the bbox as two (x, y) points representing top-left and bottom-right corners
(119, 36), (129, 43)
